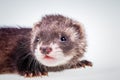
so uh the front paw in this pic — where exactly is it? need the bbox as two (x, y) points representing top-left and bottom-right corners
(71, 60), (93, 68)
(79, 60), (93, 68)
(20, 71), (48, 77)
(24, 72), (48, 77)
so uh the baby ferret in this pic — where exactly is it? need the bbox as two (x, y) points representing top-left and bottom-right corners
(0, 14), (92, 77)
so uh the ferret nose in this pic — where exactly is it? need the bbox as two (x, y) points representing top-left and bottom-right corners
(40, 46), (52, 54)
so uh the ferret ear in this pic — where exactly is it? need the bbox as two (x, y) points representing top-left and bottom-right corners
(32, 21), (41, 32)
(33, 21), (41, 29)
(72, 21), (85, 39)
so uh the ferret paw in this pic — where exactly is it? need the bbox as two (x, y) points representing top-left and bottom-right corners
(79, 60), (93, 68)
(71, 60), (93, 69)
(24, 72), (41, 77)
(20, 71), (48, 77)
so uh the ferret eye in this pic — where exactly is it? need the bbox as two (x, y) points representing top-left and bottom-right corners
(60, 36), (67, 42)
(34, 37), (40, 42)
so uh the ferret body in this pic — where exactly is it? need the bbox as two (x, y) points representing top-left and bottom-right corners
(0, 28), (31, 73)
(0, 15), (92, 77)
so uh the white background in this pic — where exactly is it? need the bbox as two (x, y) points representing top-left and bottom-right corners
(0, 0), (120, 80)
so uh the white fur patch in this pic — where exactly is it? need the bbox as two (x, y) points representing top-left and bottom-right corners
(34, 43), (73, 67)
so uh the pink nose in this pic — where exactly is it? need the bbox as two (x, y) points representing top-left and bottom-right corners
(40, 47), (52, 54)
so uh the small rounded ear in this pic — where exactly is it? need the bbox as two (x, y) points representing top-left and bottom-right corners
(31, 22), (40, 36)
(72, 21), (86, 39)
(31, 21), (41, 36)
(72, 21), (87, 51)
(33, 21), (41, 30)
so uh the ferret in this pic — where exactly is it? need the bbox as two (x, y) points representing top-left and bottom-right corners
(0, 14), (92, 77)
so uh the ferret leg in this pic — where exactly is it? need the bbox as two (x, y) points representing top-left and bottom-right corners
(18, 63), (48, 77)
(16, 54), (48, 77)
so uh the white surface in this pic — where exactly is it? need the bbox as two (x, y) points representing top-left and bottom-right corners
(0, 0), (120, 80)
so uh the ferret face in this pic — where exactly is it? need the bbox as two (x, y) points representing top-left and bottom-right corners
(31, 15), (86, 67)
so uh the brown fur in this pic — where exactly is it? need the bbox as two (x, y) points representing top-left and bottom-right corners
(0, 28), (31, 73)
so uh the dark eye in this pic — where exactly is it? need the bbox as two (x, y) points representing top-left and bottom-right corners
(60, 36), (67, 42)
(34, 37), (40, 42)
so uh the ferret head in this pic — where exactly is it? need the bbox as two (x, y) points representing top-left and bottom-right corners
(31, 15), (86, 67)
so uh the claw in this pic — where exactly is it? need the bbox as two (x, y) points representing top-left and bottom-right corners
(81, 64), (86, 68)
(88, 62), (93, 67)
(29, 73), (33, 77)
(38, 72), (42, 76)
(24, 74), (27, 77)
(38, 72), (42, 77)
(42, 72), (48, 76)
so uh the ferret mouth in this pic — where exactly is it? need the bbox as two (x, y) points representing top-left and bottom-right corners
(43, 55), (56, 60)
